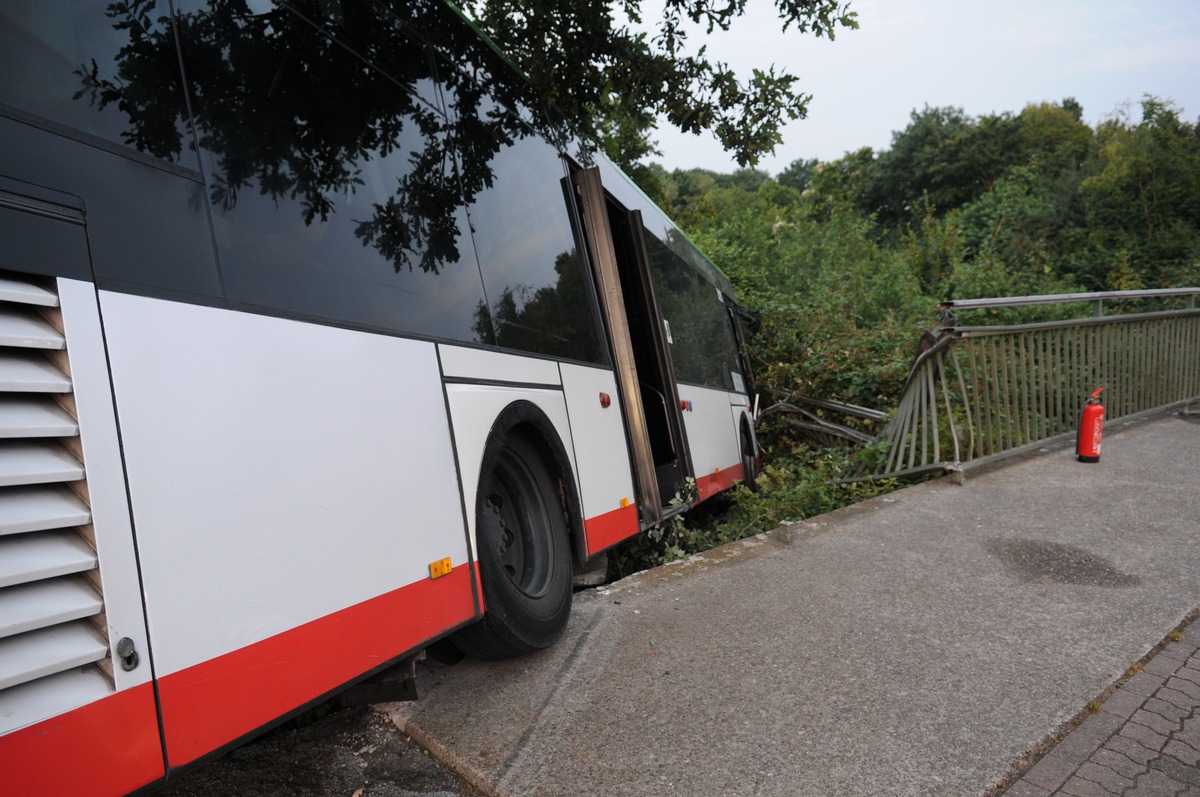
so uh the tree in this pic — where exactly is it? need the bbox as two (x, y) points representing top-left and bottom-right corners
(954, 166), (1057, 273)
(861, 106), (1028, 227)
(457, 0), (858, 169)
(798, 147), (874, 219)
(1017, 100), (1094, 172)
(1081, 96), (1200, 284)
(776, 157), (819, 193)
(860, 105), (974, 224)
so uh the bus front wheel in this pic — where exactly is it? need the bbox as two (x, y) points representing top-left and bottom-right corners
(452, 429), (572, 659)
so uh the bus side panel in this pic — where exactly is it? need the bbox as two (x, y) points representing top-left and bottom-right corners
(558, 364), (639, 555)
(58, 280), (157, 695)
(439, 347), (577, 556)
(97, 292), (475, 767)
(154, 567), (475, 767)
(439, 345), (562, 387)
(731, 401), (756, 473)
(3, 280), (169, 793)
(678, 385), (744, 501)
(1, 682), (162, 796)
(0, 274), (164, 794)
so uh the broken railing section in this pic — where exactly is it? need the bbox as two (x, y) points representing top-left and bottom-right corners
(857, 288), (1200, 481)
(757, 390), (885, 448)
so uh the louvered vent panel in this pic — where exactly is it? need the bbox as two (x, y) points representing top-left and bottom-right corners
(0, 529), (96, 589)
(0, 621), (108, 691)
(0, 397), (79, 438)
(0, 271), (110, 708)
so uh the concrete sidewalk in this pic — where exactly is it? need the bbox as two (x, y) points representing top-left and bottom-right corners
(387, 410), (1200, 797)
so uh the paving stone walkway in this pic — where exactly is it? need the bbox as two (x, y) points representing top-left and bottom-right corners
(1006, 621), (1200, 797)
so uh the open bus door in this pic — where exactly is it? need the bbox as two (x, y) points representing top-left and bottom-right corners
(570, 167), (693, 527)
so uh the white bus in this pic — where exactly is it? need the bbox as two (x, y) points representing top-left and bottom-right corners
(0, 1), (758, 793)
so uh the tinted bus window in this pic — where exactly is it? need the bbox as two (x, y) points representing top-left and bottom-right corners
(426, 9), (605, 363)
(643, 231), (743, 389)
(175, 0), (493, 342)
(0, 1), (199, 169)
(461, 125), (605, 364)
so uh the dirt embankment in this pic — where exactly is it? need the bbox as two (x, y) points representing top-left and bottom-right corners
(158, 704), (473, 797)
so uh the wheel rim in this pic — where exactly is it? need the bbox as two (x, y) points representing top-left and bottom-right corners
(481, 447), (555, 599)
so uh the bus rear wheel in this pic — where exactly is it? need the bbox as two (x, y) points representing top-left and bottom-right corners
(741, 425), (759, 492)
(452, 430), (572, 660)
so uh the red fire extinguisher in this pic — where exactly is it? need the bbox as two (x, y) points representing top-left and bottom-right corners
(1076, 387), (1105, 463)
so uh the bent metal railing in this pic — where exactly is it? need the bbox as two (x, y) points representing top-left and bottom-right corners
(860, 288), (1200, 480)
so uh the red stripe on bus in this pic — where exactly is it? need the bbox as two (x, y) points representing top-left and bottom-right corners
(695, 463), (744, 502)
(158, 563), (478, 767)
(584, 503), (640, 556)
(1, 682), (163, 796)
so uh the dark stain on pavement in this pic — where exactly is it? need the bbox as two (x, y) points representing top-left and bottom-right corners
(985, 538), (1141, 587)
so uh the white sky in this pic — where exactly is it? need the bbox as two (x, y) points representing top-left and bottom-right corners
(644, 0), (1200, 176)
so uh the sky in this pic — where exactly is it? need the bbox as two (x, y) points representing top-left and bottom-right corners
(644, 0), (1200, 176)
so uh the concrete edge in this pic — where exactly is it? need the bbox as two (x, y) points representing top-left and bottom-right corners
(382, 705), (502, 797)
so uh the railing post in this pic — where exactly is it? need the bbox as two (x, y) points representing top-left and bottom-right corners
(1093, 299), (1104, 317)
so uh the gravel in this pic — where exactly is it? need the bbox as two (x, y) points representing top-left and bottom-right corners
(158, 703), (473, 797)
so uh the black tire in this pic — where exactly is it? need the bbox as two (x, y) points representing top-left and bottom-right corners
(741, 424), (760, 492)
(452, 429), (573, 660)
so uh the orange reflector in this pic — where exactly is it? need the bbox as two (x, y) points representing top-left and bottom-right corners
(599, 392), (612, 408)
(429, 557), (453, 579)
(620, 497), (630, 509)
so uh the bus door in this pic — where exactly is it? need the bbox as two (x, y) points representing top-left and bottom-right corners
(571, 167), (693, 525)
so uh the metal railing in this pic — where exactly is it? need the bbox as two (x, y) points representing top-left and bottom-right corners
(859, 288), (1200, 480)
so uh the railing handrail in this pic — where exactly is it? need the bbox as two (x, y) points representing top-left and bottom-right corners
(949, 306), (1200, 337)
(939, 287), (1199, 314)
